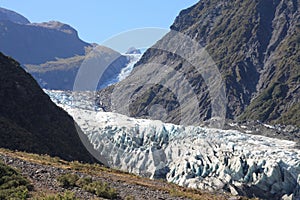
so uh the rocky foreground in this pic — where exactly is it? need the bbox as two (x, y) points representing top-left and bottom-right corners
(0, 149), (245, 200)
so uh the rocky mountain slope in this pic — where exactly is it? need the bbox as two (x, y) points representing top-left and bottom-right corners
(0, 52), (94, 162)
(24, 46), (131, 90)
(97, 0), (300, 127)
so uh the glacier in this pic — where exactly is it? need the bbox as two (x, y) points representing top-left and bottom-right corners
(118, 53), (142, 81)
(95, 52), (142, 89)
(46, 90), (300, 200)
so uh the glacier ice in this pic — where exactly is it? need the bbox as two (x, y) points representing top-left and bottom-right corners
(46, 90), (300, 199)
(118, 53), (142, 81)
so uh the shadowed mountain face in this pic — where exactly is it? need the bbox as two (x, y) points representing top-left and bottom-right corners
(0, 52), (95, 163)
(97, 0), (300, 127)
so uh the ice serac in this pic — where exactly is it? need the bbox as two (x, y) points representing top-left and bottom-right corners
(47, 90), (300, 200)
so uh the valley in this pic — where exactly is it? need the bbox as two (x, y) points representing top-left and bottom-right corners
(0, 0), (299, 199)
(46, 90), (300, 200)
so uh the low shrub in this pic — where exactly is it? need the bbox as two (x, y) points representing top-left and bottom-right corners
(0, 161), (32, 200)
(34, 191), (78, 200)
(56, 173), (79, 188)
(76, 176), (92, 187)
(125, 195), (135, 200)
(56, 173), (118, 199)
(83, 181), (118, 199)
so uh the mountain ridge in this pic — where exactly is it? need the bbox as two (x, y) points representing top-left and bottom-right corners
(0, 7), (134, 91)
(97, 0), (300, 127)
(24, 46), (130, 90)
(0, 7), (90, 65)
(0, 7), (30, 24)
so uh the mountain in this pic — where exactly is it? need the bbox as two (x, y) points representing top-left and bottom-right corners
(0, 7), (30, 24)
(0, 52), (95, 162)
(24, 46), (130, 90)
(126, 47), (142, 54)
(0, 7), (135, 90)
(0, 17), (90, 65)
(96, 0), (300, 127)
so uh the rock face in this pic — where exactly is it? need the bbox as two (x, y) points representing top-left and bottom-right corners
(0, 8), (90, 65)
(96, 0), (300, 127)
(46, 90), (300, 200)
(0, 52), (94, 163)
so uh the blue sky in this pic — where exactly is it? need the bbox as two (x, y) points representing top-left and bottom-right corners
(1, 0), (198, 44)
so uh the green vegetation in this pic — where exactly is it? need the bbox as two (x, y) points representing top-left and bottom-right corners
(0, 161), (32, 200)
(278, 103), (300, 126)
(82, 180), (118, 199)
(34, 191), (78, 200)
(76, 176), (92, 187)
(240, 24), (300, 127)
(57, 173), (79, 188)
(128, 0), (299, 127)
(240, 82), (286, 121)
(195, 0), (300, 127)
(125, 196), (135, 200)
(25, 55), (85, 73)
(57, 173), (118, 199)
